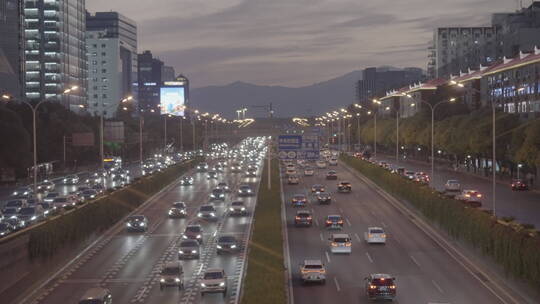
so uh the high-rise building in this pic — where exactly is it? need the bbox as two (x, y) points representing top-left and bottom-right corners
(356, 67), (424, 108)
(138, 50), (163, 112)
(86, 11), (138, 117)
(162, 65), (175, 82)
(0, 0), (22, 99)
(429, 27), (496, 79)
(22, 0), (87, 108)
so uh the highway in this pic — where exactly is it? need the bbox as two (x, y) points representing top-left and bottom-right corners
(374, 155), (540, 227)
(282, 160), (508, 304)
(20, 151), (262, 304)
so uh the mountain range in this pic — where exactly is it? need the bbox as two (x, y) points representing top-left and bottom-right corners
(190, 70), (364, 118)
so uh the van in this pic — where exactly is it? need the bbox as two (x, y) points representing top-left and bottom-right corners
(78, 287), (112, 304)
(160, 261), (184, 290)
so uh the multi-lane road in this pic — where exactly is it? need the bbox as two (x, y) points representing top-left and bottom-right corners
(374, 155), (540, 227)
(19, 155), (262, 304)
(282, 160), (522, 304)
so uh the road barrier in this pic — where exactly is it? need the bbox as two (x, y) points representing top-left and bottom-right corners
(27, 160), (198, 259)
(241, 158), (286, 304)
(341, 154), (540, 291)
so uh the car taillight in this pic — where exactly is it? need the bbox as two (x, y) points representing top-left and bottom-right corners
(345, 242), (351, 246)
(295, 216), (300, 220)
(477, 194), (482, 198)
(465, 194), (471, 198)
(338, 220), (343, 224)
(307, 217), (312, 220)
(369, 285), (377, 289)
(326, 220), (332, 224)
(331, 242), (337, 246)
(390, 285), (396, 289)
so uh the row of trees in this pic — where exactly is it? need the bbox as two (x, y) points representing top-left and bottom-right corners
(0, 102), (215, 179)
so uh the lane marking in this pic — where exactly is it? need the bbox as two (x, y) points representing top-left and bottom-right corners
(315, 219), (320, 227)
(432, 279), (445, 294)
(346, 218), (352, 227)
(339, 207), (344, 213)
(410, 255), (421, 268)
(333, 277), (341, 292)
(325, 251), (331, 263)
(366, 252), (374, 263)
(354, 233), (361, 242)
(320, 232), (324, 242)
(381, 221), (387, 228)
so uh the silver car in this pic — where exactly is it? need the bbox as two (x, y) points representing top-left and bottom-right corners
(200, 268), (227, 296)
(178, 239), (200, 259)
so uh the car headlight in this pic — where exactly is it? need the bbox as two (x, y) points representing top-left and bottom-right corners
(160, 278), (165, 282)
(247, 189), (252, 192)
(217, 245), (222, 249)
(197, 213), (202, 217)
(241, 207), (246, 211)
(168, 210), (173, 215)
(175, 278), (180, 282)
(196, 235), (201, 239)
(201, 283), (206, 287)
(231, 245), (237, 249)
(127, 223), (132, 227)
(31, 216), (37, 220)
(182, 235), (188, 239)
(210, 194), (215, 198)
(219, 282), (225, 287)
(191, 250), (197, 254)
(210, 213), (215, 217)
(179, 250), (184, 254)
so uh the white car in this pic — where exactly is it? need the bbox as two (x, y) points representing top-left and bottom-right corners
(200, 268), (227, 296)
(444, 180), (461, 191)
(300, 259), (326, 284)
(316, 160), (327, 169)
(328, 158), (338, 166)
(329, 233), (352, 254)
(288, 175), (300, 184)
(304, 167), (315, 176)
(286, 169), (297, 176)
(365, 227), (386, 244)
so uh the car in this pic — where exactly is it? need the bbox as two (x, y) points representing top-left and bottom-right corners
(217, 182), (230, 192)
(326, 170), (338, 180)
(2, 207), (20, 220)
(300, 259), (326, 284)
(159, 262), (184, 290)
(403, 171), (416, 180)
(81, 189), (98, 200)
(414, 172), (430, 184)
(337, 181), (352, 193)
(42, 192), (60, 203)
(285, 168), (297, 176)
(317, 192), (332, 204)
(231, 164), (243, 173)
(213, 165), (224, 172)
(325, 215), (344, 229)
(288, 175), (300, 185)
(329, 233), (352, 254)
(210, 188), (226, 201)
(168, 202), (187, 218)
(311, 184), (325, 193)
(36, 181), (55, 192)
(78, 287), (112, 304)
(180, 176), (194, 186)
(511, 179), (529, 191)
(0, 222), (15, 237)
(11, 186), (33, 197)
(37, 202), (55, 216)
(3, 199), (27, 211)
(197, 162), (209, 172)
(303, 167), (315, 176)
(444, 179), (462, 197)
(197, 204), (218, 221)
(291, 194), (307, 207)
(207, 171), (218, 180)
(238, 184), (254, 196)
(316, 160), (327, 169)
(53, 196), (78, 210)
(178, 239), (200, 259)
(245, 168), (257, 177)
(125, 215), (148, 232)
(285, 164), (295, 171)
(456, 190), (483, 207)
(294, 210), (312, 227)
(365, 274), (397, 301)
(216, 235), (239, 254)
(229, 201), (247, 216)
(182, 224), (203, 243)
(62, 175), (79, 185)
(200, 268), (227, 296)
(328, 158), (338, 166)
(365, 227), (386, 244)
(91, 183), (105, 194)
(17, 206), (44, 224)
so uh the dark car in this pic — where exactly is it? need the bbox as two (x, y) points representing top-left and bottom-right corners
(511, 179), (529, 191)
(291, 194), (307, 207)
(337, 181), (352, 193)
(311, 184), (325, 193)
(182, 224), (203, 243)
(317, 193), (332, 204)
(168, 202), (187, 218)
(207, 171), (218, 180)
(178, 239), (200, 259)
(294, 210), (312, 227)
(216, 235), (239, 254)
(197, 162), (209, 172)
(325, 215), (344, 229)
(365, 274), (396, 301)
(181, 176), (194, 186)
(210, 188), (226, 201)
(197, 205), (218, 221)
(126, 215), (148, 232)
(228, 201), (247, 216)
(326, 170), (338, 180)
(0, 222), (15, 237)
(238, 184), (254, 197)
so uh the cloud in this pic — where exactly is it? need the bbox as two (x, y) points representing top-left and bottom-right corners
(86, 0), (516, 87)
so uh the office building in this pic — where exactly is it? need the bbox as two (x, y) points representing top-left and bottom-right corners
(429, 27), (496, 79)
(356, 67), (424, 108)
(86, 11), (138, 117)
(22, 0), (87, 108)
(162, 65), (175, 82)
(138, 50), (163, 112)
(0, 0), (22, 98)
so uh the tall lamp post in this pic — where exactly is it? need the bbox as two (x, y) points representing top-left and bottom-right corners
(2, 86), (78, 193)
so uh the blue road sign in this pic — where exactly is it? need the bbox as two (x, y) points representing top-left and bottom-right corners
(278, 134), (319, 160)
(278, 135), (302, 150)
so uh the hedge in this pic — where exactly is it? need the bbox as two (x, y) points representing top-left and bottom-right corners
(341, 154), (540, 290)
(28, 159), (199, 259)
(241, 158), (286, 304)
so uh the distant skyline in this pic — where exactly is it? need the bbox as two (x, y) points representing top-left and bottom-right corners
(87, 0), (521, 88)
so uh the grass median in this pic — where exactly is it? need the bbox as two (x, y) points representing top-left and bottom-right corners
(241, 158), (286, 304)
(341, 154), (540, 290)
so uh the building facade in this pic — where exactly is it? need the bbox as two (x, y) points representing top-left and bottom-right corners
(162, 65), (175, 82)
(22, 0), (87, 108)
(137, 50), (163, 112)
(0, 0), (22, 98)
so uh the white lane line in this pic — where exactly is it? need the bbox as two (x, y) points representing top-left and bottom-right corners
(432, 279), (445, 294)
(354, 233), (361, 242)
(197, 263), (204, 275)
(320, 232), (324, 242)
(325, 251), (331, 263)
(339, 207), (344, 213)
(366, 252), (374, 263)
(381, 221), (387, 228)
(315, 219), (320, 227)
(393, 237), (401, 245)
(346, 218), (352, 227)
(410, 255), (421, 267)
(333, 277), (341, 292)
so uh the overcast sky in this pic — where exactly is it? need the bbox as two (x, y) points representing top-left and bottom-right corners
(87, 0), (521, 88)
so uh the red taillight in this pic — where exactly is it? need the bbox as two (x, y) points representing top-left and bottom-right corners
(326, 220), (332, 224)
(295, 216), (300, 220)
(477, 194), (482, 198)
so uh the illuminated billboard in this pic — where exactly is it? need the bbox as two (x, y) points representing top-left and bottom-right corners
(160, 86), (185, 116)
